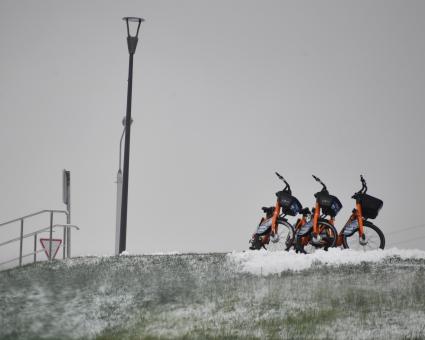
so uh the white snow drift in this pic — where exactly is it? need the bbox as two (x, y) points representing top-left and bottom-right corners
(228, 247), (425, 275)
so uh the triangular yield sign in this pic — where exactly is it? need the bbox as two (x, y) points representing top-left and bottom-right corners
(40, 238), (62, 260)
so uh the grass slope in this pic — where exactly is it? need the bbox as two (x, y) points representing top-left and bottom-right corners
(0, 253), (424, 339)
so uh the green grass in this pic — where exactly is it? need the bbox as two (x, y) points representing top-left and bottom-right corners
(1, 255), (425, 339)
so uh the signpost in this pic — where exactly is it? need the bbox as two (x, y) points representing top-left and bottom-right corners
(63, 170), (71, 257)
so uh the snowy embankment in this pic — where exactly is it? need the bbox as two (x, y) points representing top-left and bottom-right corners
(1, 251), (425, 339)
(229, 247), (425, 275)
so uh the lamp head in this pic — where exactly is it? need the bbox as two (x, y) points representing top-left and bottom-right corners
(123, 17), (144, 38)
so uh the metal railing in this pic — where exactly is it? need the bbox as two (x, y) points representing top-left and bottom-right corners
(0, 210), (79, 268)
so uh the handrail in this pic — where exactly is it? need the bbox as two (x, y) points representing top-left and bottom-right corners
(0, 224), (79, 247)
(53, 224), (80, 230)
(0, 209), (78, 269)
(0, 210), (68, 228)
(0, 224), (80, 268)
(0, 226), (56, 247)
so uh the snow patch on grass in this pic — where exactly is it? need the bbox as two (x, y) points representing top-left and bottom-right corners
(3, 252), (424, 339)
(228, 247), (425, 275)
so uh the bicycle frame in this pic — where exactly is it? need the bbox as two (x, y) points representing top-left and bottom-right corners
(251, 202), (288, 250)
(292, 210), (332, 247)
(313, 202), (320, 237)
(313, 203), (338, 240)
(335, 202), (366, 246)
(293, 212), (309, 247)
(356, 202), (365, 237)
(271, 201), (281, 235)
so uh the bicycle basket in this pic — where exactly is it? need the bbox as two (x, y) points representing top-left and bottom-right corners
(316, 192), (343, 217)
(276, 191), (302, 216)
(357, 194), (383, 219)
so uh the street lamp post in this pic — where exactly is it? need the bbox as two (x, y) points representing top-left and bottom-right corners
(119, 17), (144, 254)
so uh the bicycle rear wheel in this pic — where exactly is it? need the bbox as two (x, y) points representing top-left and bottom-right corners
(266, 220), (295, 251)
(295, 220), (338, 254)
(343, 220), (385, 250)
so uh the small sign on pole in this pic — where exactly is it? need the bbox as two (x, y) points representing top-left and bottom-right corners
(63, 170), (70, 205)
(40, 238), (62, 260)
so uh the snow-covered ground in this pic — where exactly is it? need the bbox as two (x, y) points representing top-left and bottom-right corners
(229, 247), (425, 275)
(1, 251), (424, 339)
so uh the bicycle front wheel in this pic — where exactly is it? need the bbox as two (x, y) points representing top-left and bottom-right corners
(343, 220), (385, 250)
(266, 220), (295, 252)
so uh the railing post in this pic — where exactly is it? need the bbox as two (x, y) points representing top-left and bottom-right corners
(34, 233), (37, 263)
(49, 211), (53, 261)
(19, 219), (24, 266)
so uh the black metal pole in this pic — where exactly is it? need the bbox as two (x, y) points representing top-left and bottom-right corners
(119, 52), (134, 253)
(119, 17), (142, 254)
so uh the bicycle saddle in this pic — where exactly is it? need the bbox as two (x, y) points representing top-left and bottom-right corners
(261, 206), (275, 215)
(301, 207), (311, 215)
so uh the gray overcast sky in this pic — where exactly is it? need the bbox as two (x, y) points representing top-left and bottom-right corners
(1, 0), (425, 260)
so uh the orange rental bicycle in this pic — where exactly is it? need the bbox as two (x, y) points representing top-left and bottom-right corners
(294, 175), (341, 253)
(249, 172), (302, 251)
(336, 175), (385, 250)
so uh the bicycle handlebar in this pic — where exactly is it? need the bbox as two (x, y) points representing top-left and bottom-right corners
(312, 174), (327, 192)
(357, 175), (368, 194)
(275, 172), (284, 181)
(275, 172), (291, 194)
